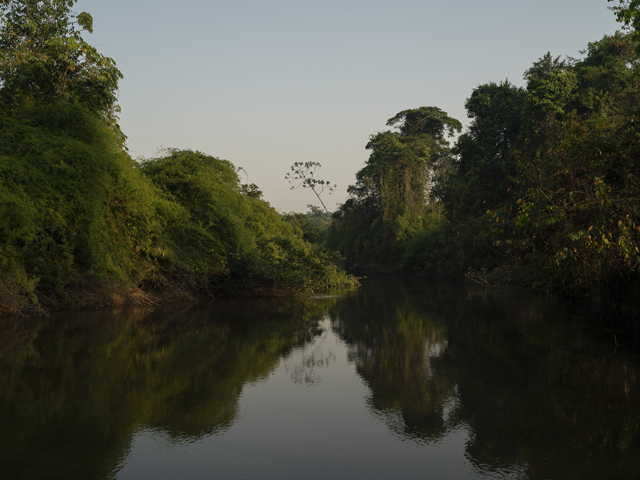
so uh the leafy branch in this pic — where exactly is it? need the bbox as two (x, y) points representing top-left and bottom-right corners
(285, 161), (336, 213)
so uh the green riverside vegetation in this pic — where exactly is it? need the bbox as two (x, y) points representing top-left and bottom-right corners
(327, 5), (640, 321)
(0, 0), (356, 316)
(2, 1), (640, 321)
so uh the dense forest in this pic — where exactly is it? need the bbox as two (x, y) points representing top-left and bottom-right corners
(2, 0), (640, 320)
(326, 3), (640, 320)
(0, 0), (356, 316)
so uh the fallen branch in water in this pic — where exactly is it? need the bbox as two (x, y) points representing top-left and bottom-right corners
(465, 269), (493, 287)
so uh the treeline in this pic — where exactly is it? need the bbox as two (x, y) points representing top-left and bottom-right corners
(0, 1), (355, 316)
(327, 27), (640, 317)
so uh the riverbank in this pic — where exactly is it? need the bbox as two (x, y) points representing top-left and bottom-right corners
(0, 271), (359, 318)
(0, 103), (356, 318)
(463, 265), (640, 328)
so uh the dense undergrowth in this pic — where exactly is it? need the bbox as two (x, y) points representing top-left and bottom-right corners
(0, 1), (358, 316)
(0, 100), (356, 316)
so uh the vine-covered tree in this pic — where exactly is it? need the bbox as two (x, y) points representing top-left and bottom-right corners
(356, 107), (460, 238)
(327, 107), (460, 269)
(0, 0), (123, 125)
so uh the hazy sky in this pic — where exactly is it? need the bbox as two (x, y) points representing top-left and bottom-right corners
(76, 0), (620, 213)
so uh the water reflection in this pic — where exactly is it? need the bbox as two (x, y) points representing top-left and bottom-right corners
(330, 282), (455, 445)
(0, 279), (639, 479)
(0, 298), (335, 480)
(283, 322), (337, 387)
(331, 277), (640, 479)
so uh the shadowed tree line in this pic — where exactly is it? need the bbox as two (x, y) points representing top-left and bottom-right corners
(328, 277), (640, 479)
(326, 5), (640, 320)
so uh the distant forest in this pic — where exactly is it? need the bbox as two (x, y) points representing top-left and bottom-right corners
(1, 0), (640, 321)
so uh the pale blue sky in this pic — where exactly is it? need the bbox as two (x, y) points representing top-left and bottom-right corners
(76, 0), (620, 212)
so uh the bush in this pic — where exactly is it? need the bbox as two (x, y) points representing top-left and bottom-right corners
(0, 99), (161, 296)
(140, 149), (356, 294)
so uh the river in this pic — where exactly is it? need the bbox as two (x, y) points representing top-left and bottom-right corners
(0, 277), (638, 479)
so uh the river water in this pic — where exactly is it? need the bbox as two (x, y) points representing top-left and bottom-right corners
(1, 277), (639, 479)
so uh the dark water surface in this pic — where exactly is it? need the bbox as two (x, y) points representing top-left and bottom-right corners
(1, 277), (639, 479)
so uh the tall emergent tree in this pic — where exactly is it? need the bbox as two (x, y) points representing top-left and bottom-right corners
(327, 107), (461, 268)
(0, 0), (123, 126)
(354, 107), (460, 238)
(285, 161), (336, 213)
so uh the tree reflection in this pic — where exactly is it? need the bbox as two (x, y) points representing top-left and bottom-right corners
(330, 278), (457, 443)
(0, 297), (334, 480)
(331, 277), (640, 479)
(284, 320), (336, 387)
(1, 278), (639, 480)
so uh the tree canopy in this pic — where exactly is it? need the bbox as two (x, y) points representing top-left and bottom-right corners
(328, 27), (640, 316)
(609, 0), (640, 51)
(0, 0), (123, 125)
(327, 107), (460, 269)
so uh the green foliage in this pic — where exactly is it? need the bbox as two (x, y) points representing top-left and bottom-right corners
(327, 107), (461, 270)
(0, 0), (355, 314)
(139, 150), (247, 277)
(140, 149), (356, 294)
(444, 31), (640, 308)
(0, 0), (355, 313)
(281, 205), (332, 244)
(609, 0), (640, 52)
(430, 32), (640, 301)
(240, 182), (263, 199)
(401, 213), (450, 273)
(435, 81), (526, 222)
(513, 104), (640, 294)
(326, 190), (385, 269)
(0, 0), (123, 127)
(0, 99), (160, 296)
(304, 204), (332, 228)
(0, 106), (355, 313)
(0, 114), (355, 313)
(362, 107), (460, 236)
(330, 26), (640, 313)
(500, 33), (640, 297)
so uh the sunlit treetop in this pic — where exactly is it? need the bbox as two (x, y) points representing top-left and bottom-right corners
(0, 0), (123, 130)
(609, 0), (640, 52)
(386, 107), (462, 140)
